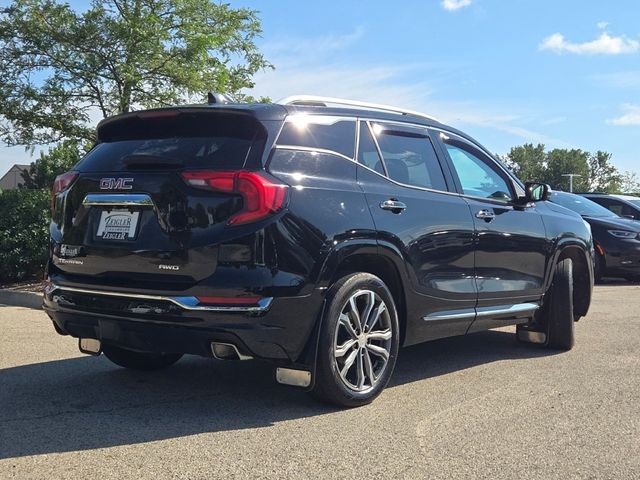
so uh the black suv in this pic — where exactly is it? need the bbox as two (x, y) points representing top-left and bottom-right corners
(44, 95), (594, 407)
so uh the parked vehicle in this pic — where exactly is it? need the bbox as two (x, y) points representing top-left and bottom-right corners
(550, 191), (640, 281)
(44, 95), (594, 406)
(580, 193), (640, 221)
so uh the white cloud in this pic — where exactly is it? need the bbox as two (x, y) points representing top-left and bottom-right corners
(441, 0), (472, 11)
(248, 29), (569, 149)
(539, 32), (640, 55)
(262, 27), (365, 60)
(607, 104), (640, 126)
(597, 21), (609, 30)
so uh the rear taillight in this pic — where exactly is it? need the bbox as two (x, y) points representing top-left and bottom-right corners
(181, 171), (288, 225)
(51, 171), (78, 213)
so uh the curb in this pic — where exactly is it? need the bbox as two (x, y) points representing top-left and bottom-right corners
(0, 289), (43, 310)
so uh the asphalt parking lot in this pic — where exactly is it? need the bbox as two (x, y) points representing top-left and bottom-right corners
(1, 284), (639, 480)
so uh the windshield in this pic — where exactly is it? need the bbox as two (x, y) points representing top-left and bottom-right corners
(550, 192), (618, 217)
(627, 199), (640, 208)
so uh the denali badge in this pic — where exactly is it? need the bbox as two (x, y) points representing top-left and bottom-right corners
(100, 177), (133, 190)
(158, 264), (180, 271)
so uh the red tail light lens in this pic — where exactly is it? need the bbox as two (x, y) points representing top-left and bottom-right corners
(181, 171), (288, 225)
(51, 171), (78, 213)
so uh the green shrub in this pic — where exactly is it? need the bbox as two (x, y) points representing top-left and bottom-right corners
(0, 188), (50, 283)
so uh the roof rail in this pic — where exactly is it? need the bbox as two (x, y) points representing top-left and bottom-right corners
(276, 95), (441, 123)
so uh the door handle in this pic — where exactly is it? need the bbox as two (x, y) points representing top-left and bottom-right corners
(380, 199), (407, 213)
(475, 209), (495, 221)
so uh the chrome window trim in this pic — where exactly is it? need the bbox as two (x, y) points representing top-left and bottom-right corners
(273, 145), (355, 162)
(46, 283), (273, 313)
(82, 194), (154, 207)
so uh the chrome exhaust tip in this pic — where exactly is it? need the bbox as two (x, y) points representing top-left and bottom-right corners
(210, 342), (252, 361)
(79, 338), (102, 356)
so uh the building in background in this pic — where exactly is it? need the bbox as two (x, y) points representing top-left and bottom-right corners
(0, 164), (29, 190)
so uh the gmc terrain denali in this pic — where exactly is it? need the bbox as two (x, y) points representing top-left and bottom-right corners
(44, 95), (594, 407)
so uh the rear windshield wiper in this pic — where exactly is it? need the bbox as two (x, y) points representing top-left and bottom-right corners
(122, 154), (184, 168)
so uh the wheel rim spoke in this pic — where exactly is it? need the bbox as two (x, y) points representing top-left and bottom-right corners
(362, 291), (375, 330)
(333, 289), (393, 393)
(366, 343), (389, 361)
(339, 313), (358, 340)
(366, 329), (392, 342)
(367, 303), (386, 332)
(340, 349), (358, 378)
(348, 297), (363, 333)
(363, 348), (375, 385)
(356, 350), (366, 389)
(335, 339), (357, 357)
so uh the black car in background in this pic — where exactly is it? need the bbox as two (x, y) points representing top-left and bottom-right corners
(581, 193), (640, 221)
(44, 95), (594, 407)
(550, 191), (640, 281)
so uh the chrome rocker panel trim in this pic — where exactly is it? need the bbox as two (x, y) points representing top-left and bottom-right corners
(423, 302), (540, 322)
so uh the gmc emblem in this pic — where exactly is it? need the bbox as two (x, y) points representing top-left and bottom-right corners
(100, 177), (133, 190)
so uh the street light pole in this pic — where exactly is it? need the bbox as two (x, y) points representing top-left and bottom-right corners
(562, 174), (582, 193)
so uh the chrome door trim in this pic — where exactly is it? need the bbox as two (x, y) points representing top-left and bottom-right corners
(82, 194), (154, 207)
(46, 283), (273, 313)
(423, 308), (476, 322)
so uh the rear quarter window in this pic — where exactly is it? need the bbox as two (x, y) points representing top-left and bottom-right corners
(276, 116), (356, 158)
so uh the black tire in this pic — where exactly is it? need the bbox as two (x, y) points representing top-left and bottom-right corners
(102, 344), (183, 371)
(545, 258), (575, 350)
(311, 273), (400, 407)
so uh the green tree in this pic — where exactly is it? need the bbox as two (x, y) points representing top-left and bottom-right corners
(620, 171), (640, 194)
(0, 188), (50, 282)
(0, 0), (271, 146)
(21, 140), (86, 189)
(505, 143), (546, 182)
(587, 150), (621, 193)
(542, 149), (590, 192)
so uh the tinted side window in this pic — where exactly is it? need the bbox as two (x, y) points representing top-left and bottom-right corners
(597, 198), (624, 215)
(444, 142), (512, 202)
(277, 116), (356, 158)
(372, 126), (447, 191)
(357, 122), (385, 174)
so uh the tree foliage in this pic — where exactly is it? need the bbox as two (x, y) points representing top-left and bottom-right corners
(21, 140), (86, 189)
(506, 143), (622, 193)
(0, 0), (271, 146)
(0, 188), (50, 282)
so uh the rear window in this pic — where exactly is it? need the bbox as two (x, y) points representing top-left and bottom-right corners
(77, 112), (265, 172)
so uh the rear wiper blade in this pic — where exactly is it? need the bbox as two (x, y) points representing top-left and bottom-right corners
(122, 154), (184, 168)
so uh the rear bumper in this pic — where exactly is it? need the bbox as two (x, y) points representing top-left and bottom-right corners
(43, 282), (324, 364)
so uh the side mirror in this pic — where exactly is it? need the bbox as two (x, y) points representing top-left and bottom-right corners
(524, 182), (550, 202)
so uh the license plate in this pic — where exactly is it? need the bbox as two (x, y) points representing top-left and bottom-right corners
(96, 209), (140, 241)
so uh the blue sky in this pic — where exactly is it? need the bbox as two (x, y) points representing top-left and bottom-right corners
(1, 0), (639, 178)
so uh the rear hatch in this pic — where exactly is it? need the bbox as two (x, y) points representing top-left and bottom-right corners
(50, 109), (270, 289)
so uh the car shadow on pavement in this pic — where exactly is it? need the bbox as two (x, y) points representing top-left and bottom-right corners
(0, 329), (557, 459)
